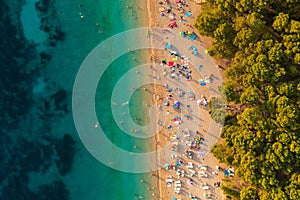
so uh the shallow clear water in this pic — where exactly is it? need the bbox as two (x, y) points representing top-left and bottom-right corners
(1, 0), (155, 199)
(20, 0), (47, 51)
(95, 50), (154, 199)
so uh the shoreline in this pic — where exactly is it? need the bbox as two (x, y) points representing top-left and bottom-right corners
(145, 0), (164, 198)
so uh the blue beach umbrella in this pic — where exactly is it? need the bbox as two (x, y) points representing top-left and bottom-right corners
(165, 43), (171, 49)
(224, 170), (230, 176)
(185, 11), (191, 17)
(198, 65), (203, 71)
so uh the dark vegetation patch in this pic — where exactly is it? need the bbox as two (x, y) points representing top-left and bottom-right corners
(198, 0), (300, 199)
(55, 134), (76, 176)
(35, 0), (65, 46)
(0, 0), (74, 199)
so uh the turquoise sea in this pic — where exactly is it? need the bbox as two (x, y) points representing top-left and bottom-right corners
(0, 0), (156, 199)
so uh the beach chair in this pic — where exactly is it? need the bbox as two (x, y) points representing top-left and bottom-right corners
(204, 76), (211, 83)
(181, 170), (185, 177)
(166, 179), (173, 183)
(186, 162), (193, 169)
(189, 169), (196, 176)
(200, 183), (210, 190)
(186, 140), (192, 147)
(169, 154), (178, 159)
(202, 185), (210, 190)
(174, 188), (181, 194)
(183, 128), (190, 138)
(199, 171), (208, 178)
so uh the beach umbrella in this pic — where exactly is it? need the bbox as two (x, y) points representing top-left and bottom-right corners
(187, 179), (193, 185)
(173, 116), (180, 122)
(191, 33), (197, 40)
(198, 65), (203, 71)
(185, 11), (191, 17)
(165, 43), (171, 49)
(174, 101), (180, 106)
(170, 51), (178, 56)
(169, 14), (175, 20)
(199, 79), (206, 86)
(168, 61), (176, 66)
(224, 170), (230, 177)
(198, 152), (205, 158)
(189, 45), (196, 51)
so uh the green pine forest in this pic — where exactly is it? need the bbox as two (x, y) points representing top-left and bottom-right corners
(195, 0), (300, 199)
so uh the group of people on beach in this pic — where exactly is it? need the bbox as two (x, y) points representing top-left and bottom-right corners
(147, 1), (224, 199)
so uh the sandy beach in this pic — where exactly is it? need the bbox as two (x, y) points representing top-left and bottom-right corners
(142, 0), (229, 199)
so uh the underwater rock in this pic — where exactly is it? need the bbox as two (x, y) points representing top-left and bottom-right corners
(50, 89), (68, 112)
(37, 180), (69, 200)
(55, 134), (76, 176)
(35, 0), (65, 47)
(1, 174), (37, 200)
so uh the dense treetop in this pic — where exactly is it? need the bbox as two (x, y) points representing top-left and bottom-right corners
(195, 0), (300, 199)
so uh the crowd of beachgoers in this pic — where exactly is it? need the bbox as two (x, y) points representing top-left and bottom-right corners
(133, 0), (233, 199)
